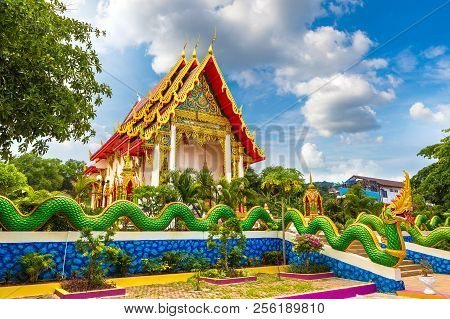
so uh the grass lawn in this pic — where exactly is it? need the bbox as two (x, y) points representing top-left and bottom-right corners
(120, 274), (361, 299)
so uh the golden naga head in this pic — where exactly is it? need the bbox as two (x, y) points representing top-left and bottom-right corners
(382, 170), (414, 224)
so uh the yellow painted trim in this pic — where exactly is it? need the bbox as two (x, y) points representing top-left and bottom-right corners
(397, 290), (448, 299)
(0, 282), (61, 299)
(0, 266), (283, 299)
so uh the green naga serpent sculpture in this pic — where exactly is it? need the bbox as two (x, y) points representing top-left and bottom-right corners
(356, 174), (450, 248)
(414, 213), (450, 231)
(0, 171), (417, 267)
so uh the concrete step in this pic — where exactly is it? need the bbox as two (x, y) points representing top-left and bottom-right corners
(401, 270), (422, 277)
(399, 264), (422, 271)
(400, 260), (414, 266)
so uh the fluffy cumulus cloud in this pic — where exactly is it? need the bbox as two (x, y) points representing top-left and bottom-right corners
(67, 0), (398, 139)
(290, 73), (395, 136)
(409, 102), (450, 123)
(301, 142), (324, 168)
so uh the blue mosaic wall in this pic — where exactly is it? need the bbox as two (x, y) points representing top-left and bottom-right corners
(406, 249), (450, 274)
(284, 241), (405, 293)
(0, 238), (280, 281)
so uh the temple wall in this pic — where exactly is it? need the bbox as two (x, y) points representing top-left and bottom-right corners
(176, 140), (224, 179)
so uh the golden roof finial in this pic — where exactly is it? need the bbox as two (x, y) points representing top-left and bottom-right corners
(181, 38), (188, 58)
(208, 27), (217, 55)
(308, 173), (315, 189)
(192, 35), (200, 58)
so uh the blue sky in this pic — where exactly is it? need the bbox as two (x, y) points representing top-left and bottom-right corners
(45, 0), (450, 182)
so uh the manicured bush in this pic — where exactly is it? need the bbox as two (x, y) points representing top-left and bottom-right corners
(261, 250), (283, 265)
(286, 263), (330, 274)
(18, 252), (55, 283)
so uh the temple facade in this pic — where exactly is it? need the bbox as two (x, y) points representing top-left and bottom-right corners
(84, 42), (265, 209)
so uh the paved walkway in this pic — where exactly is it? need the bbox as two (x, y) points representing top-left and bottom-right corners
(402, 274), (450, 296)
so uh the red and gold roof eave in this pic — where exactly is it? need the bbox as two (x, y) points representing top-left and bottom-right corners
(90, 53), (265, 163)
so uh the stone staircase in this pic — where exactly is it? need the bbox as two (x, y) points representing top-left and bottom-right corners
(316, 234), (422, 278)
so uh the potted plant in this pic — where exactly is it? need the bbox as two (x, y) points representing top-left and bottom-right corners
(418, 259), (436, 295)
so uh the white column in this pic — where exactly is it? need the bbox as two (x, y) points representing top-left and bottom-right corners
(169, 124), (176, 171)
(238, 154), (244, 178)
(151, 144), (160, 186)
(90, 186), (95, 208)
(225, 134), (232, 181)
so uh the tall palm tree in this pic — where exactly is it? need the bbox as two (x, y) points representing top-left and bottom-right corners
(261, 166), (304, 265)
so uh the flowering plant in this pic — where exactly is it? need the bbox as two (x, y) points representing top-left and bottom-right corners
(292, 234), (324, 269)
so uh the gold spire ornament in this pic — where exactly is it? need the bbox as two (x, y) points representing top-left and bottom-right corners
(208, 28), (217, 55)
(181, 39), (188, 58)
(192, 35), (200, 58)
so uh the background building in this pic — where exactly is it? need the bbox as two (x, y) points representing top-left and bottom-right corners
(339, 175), (403, 204)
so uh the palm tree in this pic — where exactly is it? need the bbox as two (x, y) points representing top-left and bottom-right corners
(169, 169), (201, 215)
(71, 175), (96, 204)
(196, 167), (215, 208)
(261, 166), (304, 264)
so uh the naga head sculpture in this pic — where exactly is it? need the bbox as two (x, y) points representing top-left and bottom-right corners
(381, 170), (415, 225)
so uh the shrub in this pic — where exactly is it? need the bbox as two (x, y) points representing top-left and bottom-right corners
(287, 263), (330, 274)
(262, 251), (283, 265)
(141, 258), (169, 274)
(18, 252), (55, 283)
(74, 229), (120, 289)
(114, 250), (134, 277)
(292, 234), (324, 270)
(162, 251), (184, 273)
(200, 269), (226, 279)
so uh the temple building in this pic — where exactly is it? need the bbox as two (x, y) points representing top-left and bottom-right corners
(303, 174), (323, 220)
(84, 40), (265, 208)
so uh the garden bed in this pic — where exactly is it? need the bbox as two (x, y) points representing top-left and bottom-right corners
(55, 286), (126, 299)
(278, 272), (334, 280)
(198, 276), (257, 285)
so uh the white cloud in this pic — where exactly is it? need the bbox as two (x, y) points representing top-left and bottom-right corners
(409, 102), (450, 123)
(395, 49), (418, 72)
(375, 135), (384, 143)
(361, 58), (388, 69)
(422, 45), (447, 59)
(288, 73), (394, 136)
(301, 143), (324, 168)
(328, 0), (363, 16)
(230, 70), (261, 88)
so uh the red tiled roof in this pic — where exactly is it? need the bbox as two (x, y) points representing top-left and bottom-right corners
(350, 175), (403, 188)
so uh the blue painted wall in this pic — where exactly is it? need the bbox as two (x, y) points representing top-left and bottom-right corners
(405, 249), (450, 274)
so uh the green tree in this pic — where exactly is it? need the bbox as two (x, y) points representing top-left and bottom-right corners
(342, 184), (384, 220)
(10, 154), (65, 191)
(0, 0), (111, 159)
(411, 129), (450, 211)
(0, 162), (28, 195)
(61, 159), (86, 191)
(261, 166), (304, 264)
(207, 217), (246, 276)
(169, 169), (200, 214)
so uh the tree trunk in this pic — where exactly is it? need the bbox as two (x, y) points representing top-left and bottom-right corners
(305, 252), (310, 270)
(281, 200), (286, 265)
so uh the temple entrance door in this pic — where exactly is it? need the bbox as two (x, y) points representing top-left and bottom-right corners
(126, 180), (133, 201)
